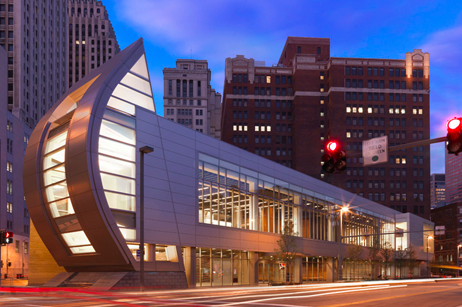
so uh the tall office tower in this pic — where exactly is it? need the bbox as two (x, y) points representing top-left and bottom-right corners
(221, 37), (431, 218)
(445, 151), (462, 205)
(163, 59), (222, 139)
(68, 0), (119, 87)
(0, 45), (31, 278)
(430, 173), (446, 209)
(0, 0), (68, 128)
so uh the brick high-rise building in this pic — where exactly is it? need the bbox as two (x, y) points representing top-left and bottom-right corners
(68, 0), (119, 87)
(221, 37), (430, 218)
(430, 202), (462, 274)
(0, 0), (68, 127)
(163, 59), (221, 139)
(445, 151), (462, 205)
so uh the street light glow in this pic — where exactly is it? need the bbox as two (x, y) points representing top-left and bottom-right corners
(341, 206), (349, 213)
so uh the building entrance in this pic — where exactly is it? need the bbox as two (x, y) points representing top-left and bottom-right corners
(258, 259), (287, 284)
(195, 248), (250, 287)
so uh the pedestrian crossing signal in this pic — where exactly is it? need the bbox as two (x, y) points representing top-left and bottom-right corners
(1, 231), (13, 244)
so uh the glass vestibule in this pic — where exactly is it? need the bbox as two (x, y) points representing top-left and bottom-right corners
(196, 248), (250, 287)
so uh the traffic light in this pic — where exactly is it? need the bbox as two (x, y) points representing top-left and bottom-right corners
(1, 231), (13, 244)
(321, 141), (347, 173)
(447, 117), (462, 155)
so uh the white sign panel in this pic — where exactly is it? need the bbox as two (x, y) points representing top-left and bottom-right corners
(435, 225), (445, 236)
(362, 136), (388, 166)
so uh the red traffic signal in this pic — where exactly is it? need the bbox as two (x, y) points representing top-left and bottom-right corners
(321, 140), (347, 173)
(326, 141), (338, 153)
(1, 231), (13, 244)
(447, 117), (462, 155)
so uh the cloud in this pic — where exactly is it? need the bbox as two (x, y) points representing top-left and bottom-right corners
(420, 25), (462, 70)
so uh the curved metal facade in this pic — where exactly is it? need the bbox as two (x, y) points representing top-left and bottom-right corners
(24, 39), (155, 271)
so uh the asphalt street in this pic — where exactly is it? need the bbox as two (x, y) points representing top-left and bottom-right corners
(0, 279), (461, 306)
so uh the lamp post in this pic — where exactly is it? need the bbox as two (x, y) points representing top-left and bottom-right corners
(458, 245), (462, 278)
(426, 235), (433, 278)
(139, 146), (153, 291)
(338, 206), (349, 281)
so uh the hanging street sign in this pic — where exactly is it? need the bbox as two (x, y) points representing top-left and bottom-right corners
(363, 135), (388, 166)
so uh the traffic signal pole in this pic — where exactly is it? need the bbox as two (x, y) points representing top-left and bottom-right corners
(346, 136), (447, 158)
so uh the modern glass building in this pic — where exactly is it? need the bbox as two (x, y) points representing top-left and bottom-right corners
(24, 39), (434, 288)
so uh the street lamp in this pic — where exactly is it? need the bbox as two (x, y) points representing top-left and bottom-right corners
(427, 235), (433, 278)
(457, 244), (462, 278)
(139, 145), (153, 291)
(338, 206), (349, 281)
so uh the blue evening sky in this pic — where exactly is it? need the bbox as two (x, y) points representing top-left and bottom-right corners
(102, 0), (462, 174)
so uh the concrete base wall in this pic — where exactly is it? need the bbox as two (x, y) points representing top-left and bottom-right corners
(113, 271), (188, 290)
(28, 222), (66, 286)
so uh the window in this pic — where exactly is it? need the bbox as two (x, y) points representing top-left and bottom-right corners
(168, 80), (172, 96)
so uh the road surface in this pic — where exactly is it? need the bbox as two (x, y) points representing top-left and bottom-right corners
(0, 279), (461, 306)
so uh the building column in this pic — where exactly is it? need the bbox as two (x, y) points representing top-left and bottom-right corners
(293, 257), (302, 283)
(249, 251), (259, 285)
(184, 247), (196, 288)
(147, 244), (155, 262)
(251, 195), (258, 230)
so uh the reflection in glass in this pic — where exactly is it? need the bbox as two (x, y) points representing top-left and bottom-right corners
(45, 131), (68, 154)
(128, 243), (148, 261)
(62, 230), (91, 246)
(112, 84), (154, 112)
(100, 119), (136, 145)
(107, 96), (136, 116)
(43, 149), (65, 170)
(44, 165), (66, 186)
(99, 137), (136, 161)
(70, 246), (96, 254)
(49, 198), (75, 218)
(103, 108), (136, 128)
(120, 72), (153, 96)
(105, 192), (135, 211)
(101, 173), (135, 195)
(99, 155), (136, 178)
(46, 181), (69, 202)
(119, 228), (136, 241)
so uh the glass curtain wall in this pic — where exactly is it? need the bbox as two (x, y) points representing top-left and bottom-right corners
(98, 107), (137, 241)
(302, 257), (328, 282)
(343, 261), (372, 281)
(198, 153), (395, 249)
(43, 118), (95, 254)
(196, 248), (250, 287)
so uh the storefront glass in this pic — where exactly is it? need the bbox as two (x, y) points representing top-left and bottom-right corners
(196, 248), (250, 287)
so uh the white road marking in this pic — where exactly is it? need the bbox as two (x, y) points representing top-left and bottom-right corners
(214, 285), (407, 306)
(181, 285), (397, 302)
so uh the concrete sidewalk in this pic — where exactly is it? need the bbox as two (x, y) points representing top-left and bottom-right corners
(1, 278), (28, 287)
